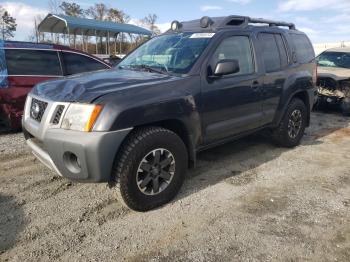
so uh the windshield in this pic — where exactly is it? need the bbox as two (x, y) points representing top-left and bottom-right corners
(118, 32), (213, 75)
(317, 51), (350, 69)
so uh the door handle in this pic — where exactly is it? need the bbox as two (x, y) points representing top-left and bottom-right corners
(251, 80), (260, 91)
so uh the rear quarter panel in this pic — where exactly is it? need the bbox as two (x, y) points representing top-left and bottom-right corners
(272, 32), (316, 126)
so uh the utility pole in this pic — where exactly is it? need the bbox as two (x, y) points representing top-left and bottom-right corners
(34, 18), (39, 43)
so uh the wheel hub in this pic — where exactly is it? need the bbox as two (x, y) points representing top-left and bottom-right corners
(136, 148), (175, 195)
(288, 109), (302, 139)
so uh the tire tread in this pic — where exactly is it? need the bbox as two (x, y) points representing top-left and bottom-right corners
(112, 126), (186, 211)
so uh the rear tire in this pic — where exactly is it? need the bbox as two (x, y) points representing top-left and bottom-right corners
(272, 98), (307, 148)
(112, 127), (188, 211)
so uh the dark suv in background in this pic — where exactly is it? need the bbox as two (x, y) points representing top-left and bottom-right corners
(0, 41), (111, 130)
(23, 16), (316, 211)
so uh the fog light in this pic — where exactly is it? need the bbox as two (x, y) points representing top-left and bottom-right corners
(63, 151), (81, 174)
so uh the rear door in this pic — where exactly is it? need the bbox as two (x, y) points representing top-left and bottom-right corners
(3, 48), (62, 108)
(5, 48), (62, 89)
(60, 51), (110, 76)
(257, 32), (290, 125)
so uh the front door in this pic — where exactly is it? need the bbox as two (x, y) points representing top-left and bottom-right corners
(200, 33), (264, 144)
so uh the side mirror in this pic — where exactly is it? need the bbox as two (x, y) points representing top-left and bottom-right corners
(211, 59), (240, 78)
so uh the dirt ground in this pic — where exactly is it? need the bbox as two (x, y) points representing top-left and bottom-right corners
(0, 111), (350, 262)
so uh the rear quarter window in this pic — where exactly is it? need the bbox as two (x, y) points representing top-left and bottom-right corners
(5, 49), (62, 76)
(291, 34), (315, 63)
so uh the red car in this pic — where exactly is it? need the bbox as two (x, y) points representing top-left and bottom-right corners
(0, 41), (111, 130)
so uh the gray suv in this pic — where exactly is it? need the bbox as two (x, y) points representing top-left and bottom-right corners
(23, 16), (316, 211)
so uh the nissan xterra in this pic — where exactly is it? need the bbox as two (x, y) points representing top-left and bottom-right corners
(23, 16), (316, 211)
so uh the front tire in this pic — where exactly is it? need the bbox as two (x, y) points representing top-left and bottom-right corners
(272, 98), (307, 148)
(112, 127), (188, 211)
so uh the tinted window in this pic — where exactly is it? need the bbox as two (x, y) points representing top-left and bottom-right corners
(5, 49), (61, 76)
(62, 52), (108, 75)
(291, 34), (315, 63)
(275, 34), (289, 67)
(211, 36), (254, 76)
(258, 33), (281, 73)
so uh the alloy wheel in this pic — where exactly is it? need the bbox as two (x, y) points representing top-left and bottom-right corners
(136, 148), (175, 195)
(288, 109), (302, 139)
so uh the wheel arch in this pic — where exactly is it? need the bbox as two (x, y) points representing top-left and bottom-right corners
(274, 89), (312, 128)
(119, 119), (197, 169)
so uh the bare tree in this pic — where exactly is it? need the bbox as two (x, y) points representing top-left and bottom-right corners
(59, 2), (84, 47)
(107, 7), (132, 54)
(27, 15), (45, 43)
(86, 3), (108, 20)
(85, 3), (111, 53)
(48, 0), (62, 14)
(141, 14), (160, 35)
(0, 6), (17, 40)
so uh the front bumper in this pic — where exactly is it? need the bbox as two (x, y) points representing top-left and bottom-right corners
(24, 127), (131, 183)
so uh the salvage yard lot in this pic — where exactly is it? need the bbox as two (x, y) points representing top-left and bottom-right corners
(1, 111), (350, 261)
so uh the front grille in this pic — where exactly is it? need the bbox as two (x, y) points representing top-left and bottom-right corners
(30, 98), (48, 122)
(51, 105), (65, 125)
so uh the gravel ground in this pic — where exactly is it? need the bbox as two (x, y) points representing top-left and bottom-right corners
(0, 111), (350, 262)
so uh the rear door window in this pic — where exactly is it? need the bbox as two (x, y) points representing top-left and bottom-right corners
(291, 34), (315, 63)
(258, 33), (281, 73)
(61, 52), (108, 75)
(5, 49), (62, 76)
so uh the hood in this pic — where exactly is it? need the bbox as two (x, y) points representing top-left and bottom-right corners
(317, 66), (350, 81)
(31, 69), (181, 103)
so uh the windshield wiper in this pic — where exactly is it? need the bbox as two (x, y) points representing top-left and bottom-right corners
(122, 64), (169, 75)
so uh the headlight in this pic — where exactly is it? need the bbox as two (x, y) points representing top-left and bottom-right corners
(61, 103), (103, 132)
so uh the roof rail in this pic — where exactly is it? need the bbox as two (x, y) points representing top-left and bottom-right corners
(220, 16), (296, 30)
(169, 16), (296, 33)
(247, 17), (296, 30)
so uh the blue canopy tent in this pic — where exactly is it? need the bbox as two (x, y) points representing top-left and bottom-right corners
(38, 14), (152, 54)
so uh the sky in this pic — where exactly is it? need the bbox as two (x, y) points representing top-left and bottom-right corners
(1, 0), (350, 43)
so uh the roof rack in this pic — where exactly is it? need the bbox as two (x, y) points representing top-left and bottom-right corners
(220, 16), (296, 30)
(169, 15), (296, 33)
(247, 17), (296, 30)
